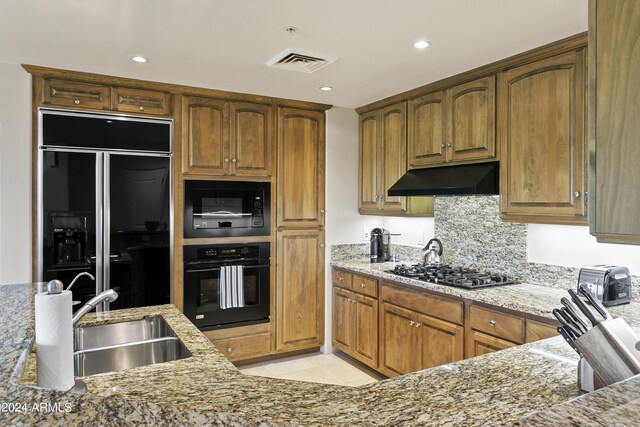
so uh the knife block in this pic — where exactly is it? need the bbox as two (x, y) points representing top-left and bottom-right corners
(577, 358), (606, 392)
(574, 318), (640, 386)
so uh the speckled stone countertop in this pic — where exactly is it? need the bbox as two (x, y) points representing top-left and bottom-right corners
(332, 258), (640, 325)
(0, 281), (638, 426)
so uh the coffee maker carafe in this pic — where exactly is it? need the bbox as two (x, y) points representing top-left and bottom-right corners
(370, 228), (391, 263)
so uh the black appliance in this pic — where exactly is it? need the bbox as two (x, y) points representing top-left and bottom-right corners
(38, 108), (173, 311)
(184, 180), (270, 238)
(387, 161), (499, 196)
(183, 242), (270, 329)
(370, 228), (391, 263)
(387, 264), (519, 289)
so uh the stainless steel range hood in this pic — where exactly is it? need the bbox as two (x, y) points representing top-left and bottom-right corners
(387, 161), (499, 196)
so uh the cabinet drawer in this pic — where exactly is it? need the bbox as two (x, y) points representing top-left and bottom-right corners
(332, 269), (353, 289)
(352, 274), (378, 297)
(43, 78), (111, 110)
(212, 332), (272, 362)
(114, 87), (172, 115)
(469, 305), (524, 344)
(381, 283), (463, 325)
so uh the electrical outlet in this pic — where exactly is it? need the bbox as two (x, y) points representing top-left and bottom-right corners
(363, 228), (370, 242)
(416, 230), (424, 245)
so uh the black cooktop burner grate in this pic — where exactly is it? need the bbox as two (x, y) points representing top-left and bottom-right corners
(386, 264), (519, 289)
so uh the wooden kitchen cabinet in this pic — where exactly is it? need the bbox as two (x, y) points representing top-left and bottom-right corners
(182, 96), (274, 177)
(275, 229), (324, 352)
(589, 0), (640, 244)
(408, 76), (495, 168)
(417, 312), (464, 369)
(499, 49), (587, 225)
(332, 284), (379, 369)
(467, 303), (524, 358)
(467, 330), (517, 357)
(42, 78), (111, 110)
(113, 87), (172, 115)
(359, 103), (433, 216)
(525, 319), (558, 343)
(277, 107), (325, 228)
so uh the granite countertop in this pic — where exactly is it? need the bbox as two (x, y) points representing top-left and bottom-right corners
(0, 281), (638, 426)
(331, 258), (640, 325)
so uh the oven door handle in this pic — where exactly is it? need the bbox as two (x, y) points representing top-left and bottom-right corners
(185, 264), (270, 273)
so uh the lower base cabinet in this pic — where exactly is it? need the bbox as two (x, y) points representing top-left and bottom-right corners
(332, 287), (378, 369)
(466, 330), (517, 357)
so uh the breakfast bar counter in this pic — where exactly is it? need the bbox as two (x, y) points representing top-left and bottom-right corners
(0, 282), (638, 426)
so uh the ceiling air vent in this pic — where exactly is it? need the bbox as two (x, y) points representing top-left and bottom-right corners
(266, 49), (336, 73)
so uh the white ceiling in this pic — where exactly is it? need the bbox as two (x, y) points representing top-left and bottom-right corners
(0, 0), (587, 108)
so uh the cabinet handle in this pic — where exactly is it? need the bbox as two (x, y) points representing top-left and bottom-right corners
(440, 144), (445, 149)
(139, 106), (145, 111)
(338, 277), (343, 282)
(320, 209), (325, 213)
(574, 191), (580, 198)
(360, 283), (366, 288)
(227, 347), (232, 353)
(224, 158), (229, 162)
(447, 143), (452, 147)
(231, 158), (237, 163)
(415, 323), (421, 328)
(74, 99), (80, 105)
(489, 320), (496, 326)
(319, 243), (325, 248)
(352, 299), (356, 304)
(410, 320), (414, 326)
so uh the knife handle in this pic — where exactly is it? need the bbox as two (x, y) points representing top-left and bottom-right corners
(560, 297), (590, 333)
(557, 326), (580, 355)
(578, 285), (612, 320)
(568, 289), (600, 327)
(553, 308), (582, 339)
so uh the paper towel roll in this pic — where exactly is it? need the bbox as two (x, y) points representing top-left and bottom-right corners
(35, 290), (75, 391)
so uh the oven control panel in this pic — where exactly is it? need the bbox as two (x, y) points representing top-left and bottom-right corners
(195, 245), (259, 261)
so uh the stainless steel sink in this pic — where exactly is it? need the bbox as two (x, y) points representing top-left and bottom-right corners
(74, 316), (176, 351)
(73, 316), (191, 376)
(74, 337), (191, 376)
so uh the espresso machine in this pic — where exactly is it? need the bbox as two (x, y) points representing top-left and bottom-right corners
(52, 214), (88, 266)
(370, 228), (391, 263)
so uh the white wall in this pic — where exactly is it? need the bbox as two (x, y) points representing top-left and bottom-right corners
(0, 62), (31, 285)
(528, 224), (640, 274)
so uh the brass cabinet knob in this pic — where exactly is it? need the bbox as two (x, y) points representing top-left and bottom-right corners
(74, 99), (80, 105)
(440, 144), (445, 149)
(574, 191), (580, 198)
(320, 209), (325, 213)
(415, 323), (421, 328)
(231, 158), (237, 163)
(139, 106), (145, 111)
(338, 277), (343, 282)
(224, 158), (229, 162)
(410, 320), (414, 326)
(447, 143), (452, 147)
(360, 283), (366, 288)
(227, 347), (232, 353)
(319, 243), (325, 248)
(489, 320), (496, 326)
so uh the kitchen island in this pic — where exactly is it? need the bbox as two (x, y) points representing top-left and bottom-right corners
(0, 282), (639, 426)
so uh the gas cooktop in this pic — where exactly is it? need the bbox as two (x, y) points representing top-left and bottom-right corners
(386, 264), (519, 290)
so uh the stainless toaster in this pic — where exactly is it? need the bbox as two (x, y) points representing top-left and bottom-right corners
(577, 265), (632, 307)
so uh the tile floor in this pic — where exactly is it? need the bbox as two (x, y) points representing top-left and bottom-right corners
(237, 351), (384, 387)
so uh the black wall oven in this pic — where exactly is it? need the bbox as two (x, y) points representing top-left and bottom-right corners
(183, 242), (270, 329)
(184, 180), (270, 238)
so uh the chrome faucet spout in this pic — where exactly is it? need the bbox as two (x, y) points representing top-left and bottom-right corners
(67, 272), (95, 290)
(72, 289), (118, 325)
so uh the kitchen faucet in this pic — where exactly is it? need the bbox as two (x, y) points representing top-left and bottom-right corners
(66, 272), (95, 290)
(72, 289), (119, 325)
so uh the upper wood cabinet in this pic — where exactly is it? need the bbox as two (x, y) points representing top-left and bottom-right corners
(589, 0), (640, 243)
(43, 78), (112, 110)
(41, 78), (172, 116)
(408, 76), (496, 168)
(275, 229), (324, 352)
(499, 49), (587, 224)
(380, 102), (408, 213)
(182, 96), (274, 178)
(277, 107), (325, 228)
(359, 110), (382, 212)
(113, 87), (172, 115)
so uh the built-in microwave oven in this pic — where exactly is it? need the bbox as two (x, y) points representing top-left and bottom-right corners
(184, 180), (271, 238)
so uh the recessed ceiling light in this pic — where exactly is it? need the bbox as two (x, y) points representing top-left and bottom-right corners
(319, 86), (333, 91)
(413, 40), (430, 49)
(131, 56), (148, 63)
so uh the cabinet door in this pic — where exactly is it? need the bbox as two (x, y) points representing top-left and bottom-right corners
(276, 229), (324, 351)
(113, 87), (172, 116)
(182, 96), (230, 175)
(277, 108), (325, 228)
(466, 330), (517, 358)
(447, 76), (496, 162)
(380, 303), (419, 376)
(408, 91), (446, 167)
(230, 102), (274, 177)
(332, 287), (354, 352)
(359, 110), (382, 213)
(353, 293), (378, 369)
(590, 0), (640, 243)
(416, 313), (464, 370)
(42, 78), (111, 110)
(499, 50), (586, 224)
(380, 102), (407, 213)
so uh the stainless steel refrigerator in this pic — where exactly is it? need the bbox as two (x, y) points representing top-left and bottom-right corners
(37, 108), (173, 312)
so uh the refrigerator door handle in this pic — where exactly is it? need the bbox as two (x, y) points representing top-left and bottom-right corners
(95, 152), (105, 312)
(102, 153), (111, 312)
